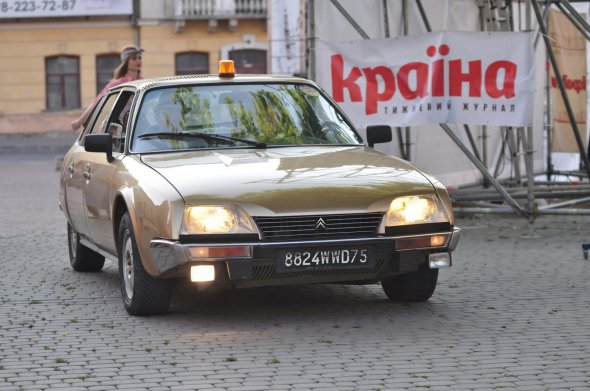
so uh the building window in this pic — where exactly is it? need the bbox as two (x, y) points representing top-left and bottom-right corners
(96, 54), (120, 94)
(229, 49), (267, 74)
(45, 55), (80, 110)
(175, 52), (209, 75)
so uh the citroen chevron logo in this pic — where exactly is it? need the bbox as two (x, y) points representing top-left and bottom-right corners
(315, 218), (327, 231)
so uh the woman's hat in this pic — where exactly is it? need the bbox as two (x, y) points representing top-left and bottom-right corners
(120, 45), (144, 62)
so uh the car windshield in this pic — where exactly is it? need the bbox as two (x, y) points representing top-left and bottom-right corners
(131, 83), (362, 152)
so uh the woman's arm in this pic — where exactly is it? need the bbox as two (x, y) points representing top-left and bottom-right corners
(71, 77), (124, 131)
(71, 104), (95, 131)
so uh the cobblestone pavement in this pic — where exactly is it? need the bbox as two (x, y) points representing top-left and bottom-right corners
(1, 152), (589, 391)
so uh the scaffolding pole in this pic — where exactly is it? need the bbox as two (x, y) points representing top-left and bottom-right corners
(439, 123), (526, 214)
(402, 0), (411, 161)
(524, 0), (537, 229)
(532, 0), (590, 180)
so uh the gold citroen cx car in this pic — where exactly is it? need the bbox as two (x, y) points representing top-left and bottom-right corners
(59, 61), (460, 316)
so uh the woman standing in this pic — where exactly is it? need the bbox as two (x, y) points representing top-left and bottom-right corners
(71, 45), (144, 131)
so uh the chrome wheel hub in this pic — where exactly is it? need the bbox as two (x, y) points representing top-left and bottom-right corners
(69, 227), (77, 259)
(122, 232), (134, 300)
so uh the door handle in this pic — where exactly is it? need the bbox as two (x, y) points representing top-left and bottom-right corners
(67, 165), (74, 174)
(83, 171), (91, 180)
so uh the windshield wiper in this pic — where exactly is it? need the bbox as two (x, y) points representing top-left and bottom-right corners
(138, 132), (266, 148)
(209, 133), (266, 149)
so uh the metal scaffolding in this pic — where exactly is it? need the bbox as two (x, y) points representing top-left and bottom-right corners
(451, 0), (590, 231)
(307, 0), (590, 231)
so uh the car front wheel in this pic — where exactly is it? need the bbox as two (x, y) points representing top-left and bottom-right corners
(67, 223), (105, 272)
(381, 266), (438, 302)
(118, 213), (171, 316)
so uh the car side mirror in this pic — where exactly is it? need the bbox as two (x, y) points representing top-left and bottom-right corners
(366, 125), (393, 148)
(84, 133), (114, 162)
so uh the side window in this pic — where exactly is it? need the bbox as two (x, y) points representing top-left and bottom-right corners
(88, 93), (120, 135)
(76, 97), (102, 141)
(106, 91), (136, 153)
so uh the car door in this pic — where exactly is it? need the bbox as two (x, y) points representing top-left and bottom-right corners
(62, 98), (108, 237)
(83, 90), (136, 251)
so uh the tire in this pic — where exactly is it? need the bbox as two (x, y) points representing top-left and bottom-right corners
(381, 266), (439, 302)
(67, 223), (105, 272)
(118, 213), (171, 316)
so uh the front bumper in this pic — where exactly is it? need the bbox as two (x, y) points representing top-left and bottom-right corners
(149, 227), (461, 285)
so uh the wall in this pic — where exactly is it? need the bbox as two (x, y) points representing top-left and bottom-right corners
(0, 21), (134, 115)
(140, 19), (267, 78)
(0, 18), (267, 116)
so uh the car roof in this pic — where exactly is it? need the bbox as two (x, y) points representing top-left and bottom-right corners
(119, 74), (313, 92)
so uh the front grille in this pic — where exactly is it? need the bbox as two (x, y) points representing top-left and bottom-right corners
(254, 212), (384, 242)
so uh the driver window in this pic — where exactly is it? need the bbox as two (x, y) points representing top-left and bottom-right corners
(106, 91), (135, 153)
(77, 94), (107, 143)
(88, 93), (120, 136)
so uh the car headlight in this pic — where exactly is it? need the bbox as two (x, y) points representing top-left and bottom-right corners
(384, 195), (449, 226)
(180, 205), (258, 235)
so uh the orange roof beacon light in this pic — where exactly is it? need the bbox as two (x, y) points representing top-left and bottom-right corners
(219, 60), (235, 78)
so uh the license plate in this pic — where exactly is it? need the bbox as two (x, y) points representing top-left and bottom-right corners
(276, 246), (374, 272)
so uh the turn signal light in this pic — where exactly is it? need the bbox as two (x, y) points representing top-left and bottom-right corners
(395, 234), (449, 251)
(188, 245), (251, 259)
(219, 60), (235, 78)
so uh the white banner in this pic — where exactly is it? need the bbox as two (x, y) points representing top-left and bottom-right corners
(548, 9), (587, 153)
(0, 0), (132, 18)
(315, 31), (535, 128)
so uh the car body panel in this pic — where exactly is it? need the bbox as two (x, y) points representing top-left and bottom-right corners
(113, 155), (186, 275)
(81, 150), (118, 249)
(60, 149), (187, 277)
(60, 144), (90, 236)
(141, 146), (439, 216)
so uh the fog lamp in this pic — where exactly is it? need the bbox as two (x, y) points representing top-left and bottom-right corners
(190, 265), (216, 282)
(429, 253), (451, 269)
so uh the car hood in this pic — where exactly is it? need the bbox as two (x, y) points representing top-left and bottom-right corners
(140, 146), (436, 215)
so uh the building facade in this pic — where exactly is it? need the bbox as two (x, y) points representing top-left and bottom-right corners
(0, 0), (268, 132)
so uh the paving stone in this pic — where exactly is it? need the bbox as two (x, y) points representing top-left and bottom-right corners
(0, 153), (589, 390)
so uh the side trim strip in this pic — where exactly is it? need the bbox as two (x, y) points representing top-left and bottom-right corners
(79, 237), (117, 261)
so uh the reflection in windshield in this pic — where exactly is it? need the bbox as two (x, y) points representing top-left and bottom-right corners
(132, 83), (362, 153)
(172, 87), (214, 132)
